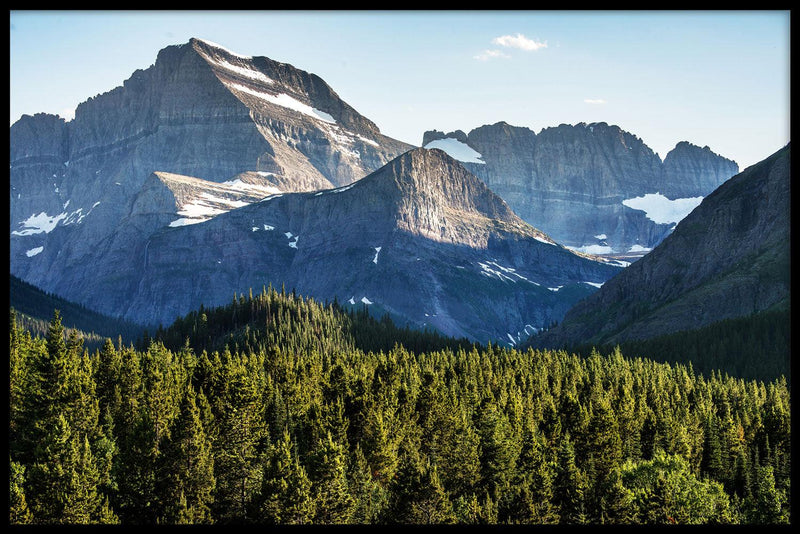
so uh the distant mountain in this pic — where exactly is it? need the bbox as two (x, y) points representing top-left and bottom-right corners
(10, 37), (412, 320)
(423, 121), (739, 254)
(529, 143), (790, 349)
(75, 147), (622, 344)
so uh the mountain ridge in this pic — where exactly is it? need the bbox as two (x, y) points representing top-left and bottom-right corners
(109, 147), (622, 342)
(423, 121), (739, 253)
(529, 143), (790, 349)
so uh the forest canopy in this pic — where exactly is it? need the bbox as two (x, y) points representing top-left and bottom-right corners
(8, 286), (791, 525)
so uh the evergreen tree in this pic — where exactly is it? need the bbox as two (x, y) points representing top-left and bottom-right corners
(553, 435), (589, 524)
(347, 443), (388, 523)
(159, 384), (216, 524)
(306, 432), (355, 524)
(9, 458), (32, 524)
(257, 430), (316, 524)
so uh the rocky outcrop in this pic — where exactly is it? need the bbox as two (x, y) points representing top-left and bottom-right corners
(423, 121), (739, 253)
(50, 148), (622, 343)
(530, 144), (790, 348)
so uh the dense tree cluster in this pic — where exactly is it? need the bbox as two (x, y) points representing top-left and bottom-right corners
(567, 307), (790, 383)
(8, 287), (791, 525)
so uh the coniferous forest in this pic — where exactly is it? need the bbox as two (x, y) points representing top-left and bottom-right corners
(8, 286), (791, 525)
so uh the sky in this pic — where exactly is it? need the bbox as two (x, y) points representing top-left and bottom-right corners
(9, 10), (791, 170)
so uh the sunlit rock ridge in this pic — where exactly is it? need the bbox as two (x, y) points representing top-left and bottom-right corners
(423, 121), (739, 254)
(114, 148), (622, 343)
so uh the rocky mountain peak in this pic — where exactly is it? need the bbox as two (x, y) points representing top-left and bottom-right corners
(363, 147), (524, 245)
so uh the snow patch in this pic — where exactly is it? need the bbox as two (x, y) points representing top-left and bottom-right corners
(12, 212), (68, 236)
(584, 281), (604, 289)
(424, 138), (485, 164)
(211, 57), (274, 84)
(594, 233), (607, 240)
(628, 244), (652, 253)
(533, 235), (557, 246)
(548, 286), (563, 292)
(477, 260), (538, 285)
(221, 178), (282, 196)
(361, 297), (373, 305)
(227, 83), (336, 123)
(169, 217), (207, 227)
(263, 224), (274, 231)
(25, 246), (44, 257)
(357, 134), (380, 147)
(195, 38), (252, 59)
(372, 246), (382, 264)
(567, 244), (614, 255)
(348, 297), (356, 305)
(622, 192), (703, 224)
(332, 183), (355, 194)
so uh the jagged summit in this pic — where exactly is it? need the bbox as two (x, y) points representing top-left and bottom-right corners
(421, 121), (739, 253)
(186, 37), (384, 138)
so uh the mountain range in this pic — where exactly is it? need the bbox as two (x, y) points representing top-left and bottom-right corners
(9, 37), (757, 345)
(423, 122), (739, 254)
(530, 143), (790, 349)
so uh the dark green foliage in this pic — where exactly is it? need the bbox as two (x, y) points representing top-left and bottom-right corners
(568, 308), (790, 383)
(8, 289), (791, 525)
(10, 275), (145, 350)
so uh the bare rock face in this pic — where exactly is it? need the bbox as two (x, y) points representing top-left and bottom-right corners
(10, 38), (413, 312)
(423, 121), (739, 254)
(531, 144), (790, 348)
(110, 148), (622, 343)
(660, 141), (740, 198)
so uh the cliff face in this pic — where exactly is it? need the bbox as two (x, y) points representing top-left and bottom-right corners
(423, 121), (739, 253)
(531, 144), (790, 348)
(10, 38), (414, 310)
(660, 141), (740, 198)
(42, 148), (621, 343)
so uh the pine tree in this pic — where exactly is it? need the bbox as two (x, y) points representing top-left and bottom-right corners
(9, 458), (33, 524)
(553, 435), (589, 524)
(212, 356), (266, 522)
(347, 443), (387, 523)
(306, 432), (354, 524)
(257, 430), (316, 524)
(384, 446), (456, 524)
(747, 465), (789, 524)
(160, 384), (216, 524)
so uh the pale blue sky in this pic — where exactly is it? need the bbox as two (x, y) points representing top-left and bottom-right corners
(9, 10), (790, 170)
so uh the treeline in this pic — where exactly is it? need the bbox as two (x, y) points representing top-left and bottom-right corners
(568, 307), (790, 384)
(9, 274), (145, 350)
(142, 285), (475, 359)
(8, 288), (791, 525)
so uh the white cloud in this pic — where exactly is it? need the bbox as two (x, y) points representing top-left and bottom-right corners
(474, 49), (511, 61)
(584, 98), (607, 104)
(492, 33), (547, 51)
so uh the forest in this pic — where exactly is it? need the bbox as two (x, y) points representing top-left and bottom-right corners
(8, 286), (791, 524)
